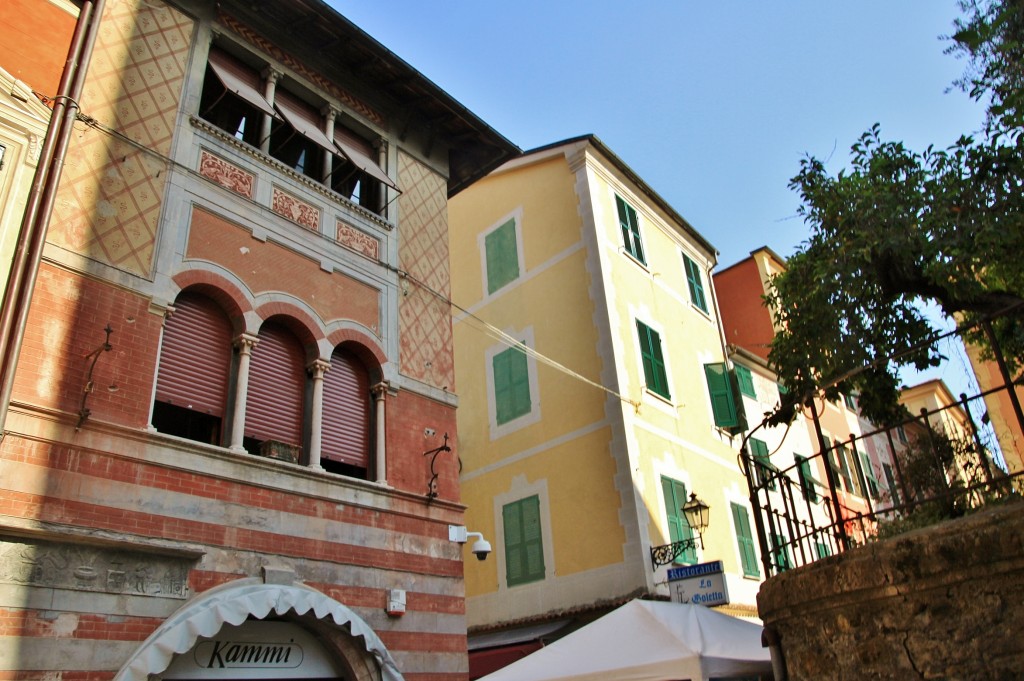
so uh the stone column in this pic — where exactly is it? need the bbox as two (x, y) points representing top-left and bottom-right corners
(372, 382), (388, 484)
(229, 333), (259, 452)
(260, 68), (281, 154)
(307, 359), (330, 469)
(322, 105), (338, 186)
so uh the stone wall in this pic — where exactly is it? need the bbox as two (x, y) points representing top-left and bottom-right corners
(758, 500), (1024, 680)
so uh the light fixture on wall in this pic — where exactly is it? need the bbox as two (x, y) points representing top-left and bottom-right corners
(650, 492), (710, 568)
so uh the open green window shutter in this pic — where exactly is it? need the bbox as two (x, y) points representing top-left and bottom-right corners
(735, 365), (755, 398)
(704, 363), (739, 428)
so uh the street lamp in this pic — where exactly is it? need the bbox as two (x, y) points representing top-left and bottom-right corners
(650, 493), (710, 568)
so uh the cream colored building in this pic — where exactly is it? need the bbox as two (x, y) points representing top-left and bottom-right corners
(450, 136), (762, 670)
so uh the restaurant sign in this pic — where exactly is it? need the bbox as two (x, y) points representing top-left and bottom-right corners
(667, 560), (730, 607)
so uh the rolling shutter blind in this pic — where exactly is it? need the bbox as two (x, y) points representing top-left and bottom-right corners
(245, 321), (305, 446)
(155, 293), (232, 417)
(321, 347), (370, 468)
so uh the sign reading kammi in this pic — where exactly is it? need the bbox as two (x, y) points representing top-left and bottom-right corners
(667, 560), (730, 607)
(195, 639), (302, 669)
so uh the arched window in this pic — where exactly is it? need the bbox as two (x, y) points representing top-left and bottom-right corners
(244, 320), (305, 458)
(153, 292), (233, 445)
(320, 346), (371, 479)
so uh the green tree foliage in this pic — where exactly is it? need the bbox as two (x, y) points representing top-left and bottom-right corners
(766, 0), (1024, 427)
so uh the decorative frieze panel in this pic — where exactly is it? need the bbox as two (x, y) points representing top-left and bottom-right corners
(0, 536), (191, 600)
(336, 219), (379, 260)
(272, 186), (320, 231)
(199, 149), (255, 198)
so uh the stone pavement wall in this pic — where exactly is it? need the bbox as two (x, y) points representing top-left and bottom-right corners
(758, 500), (1024, 680)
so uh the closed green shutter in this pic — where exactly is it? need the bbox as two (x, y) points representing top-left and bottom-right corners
(861, 453), (880, 499)
(704, 363), (739, 428)
(883, 463), (901, 505)
(504, 496), (545, 586)
(735, 364), (755, 398)
(616, 195), (645, 264)
(815, 541), (832, 559)
(750, 438), (776, 490)
(795, 454), (819, 503)
(485, 218), (520, 294)
(493, 345), (531, 424)
(731, 503), (760, 577)
(682, 254), (708, 313)
(637, 321), (670, 399)
(661, 476), (696, 564)
(771, 533), (792, 571)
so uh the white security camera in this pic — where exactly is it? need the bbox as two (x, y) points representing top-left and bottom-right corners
(470, 536), (492, 561)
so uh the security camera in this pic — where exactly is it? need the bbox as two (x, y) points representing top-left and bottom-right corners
(471, 536), (492, 561)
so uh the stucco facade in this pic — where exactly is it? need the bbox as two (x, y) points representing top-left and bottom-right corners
(450, 137), (761, 669)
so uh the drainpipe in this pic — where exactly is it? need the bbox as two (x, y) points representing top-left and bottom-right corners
(0, 0), (106, 434)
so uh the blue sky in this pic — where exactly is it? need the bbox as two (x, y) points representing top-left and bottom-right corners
(334, 1), (985, 269)
(332, 1), (990, 407)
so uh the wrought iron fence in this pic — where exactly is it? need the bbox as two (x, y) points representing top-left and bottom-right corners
(743, 343), (1024, 579)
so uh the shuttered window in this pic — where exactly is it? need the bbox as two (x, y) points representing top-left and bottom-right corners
(795, 454), (820, 503)
(637, 321), (670, 399)
(750, 438), (776, 490)
(153, 292), (233, 445)
(730, 503), (760, 577)
(704, 363), (739, 428)
(245, 321), (305, 450)
(682, 253), (708, 313)
(883, 463), (901, 505)
(485, 218), (520, 295)
(735, 364), (756, 398)
(503, 495), (545, 586)
(321, 346), (371, 472)
(493, 344), (531, 425)
(661, 476), (696, 565)
(616, 195), (645, 264)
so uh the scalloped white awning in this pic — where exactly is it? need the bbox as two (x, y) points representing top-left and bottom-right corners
(114, 579), (403, 681)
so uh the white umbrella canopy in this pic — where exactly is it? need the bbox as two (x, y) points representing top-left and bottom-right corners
(477, 599), (772, 681)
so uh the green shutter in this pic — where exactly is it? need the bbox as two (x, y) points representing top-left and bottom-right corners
(795, 454), (819, 503)
(815, 541), (832, 559)
(771, 533), (792, 571)
(485, 218), (520, 294)
(735, 365), (755, 398)
(504, 496), (545, 586)
(883, 463), (901, 505)
(682, 254), (708, 313)
(637, 321), (670, 399)
(861, 453), (880, 499)
(731, 503), (760, 577)
(493, 345), (531, 425)
(661, 476), (696, 564)
(750, 438), (776, 490)
(704, 363), (739, 428)
(616, 195), (645, 264)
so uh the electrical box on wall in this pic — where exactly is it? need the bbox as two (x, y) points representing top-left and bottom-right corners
(386, 588), (406, 617)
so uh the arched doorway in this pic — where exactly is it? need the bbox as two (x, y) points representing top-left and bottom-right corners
(115, 580), (402, 681)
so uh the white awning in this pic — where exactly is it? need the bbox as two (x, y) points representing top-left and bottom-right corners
(207, 48), (278, 119)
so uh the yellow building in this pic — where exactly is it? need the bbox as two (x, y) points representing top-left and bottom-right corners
(450, 136), (762, 671)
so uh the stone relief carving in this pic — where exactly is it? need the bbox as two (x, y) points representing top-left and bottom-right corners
(198, 149), (255, 198)
(272, 187), (321, 231)
(0, 537), (190, 599)
(336, 219), (379, 259)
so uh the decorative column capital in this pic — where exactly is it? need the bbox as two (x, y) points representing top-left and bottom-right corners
(234, 332), (259, 354)
(308, 359), (331, 379)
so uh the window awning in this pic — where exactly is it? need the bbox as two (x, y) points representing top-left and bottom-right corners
(274, 93), (339, 155)
(334, 128), (401, 192)
(207, 48), (278, 119)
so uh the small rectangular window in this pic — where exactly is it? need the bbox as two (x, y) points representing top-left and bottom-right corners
(616, 195), (645, 264)
(485, 218), (520, 294)
(636, 321), (670, 399)
(883, 462), (901, 505)
(662, 477), (696, 565)
(682, 253), (708, 313)
(730, 503), (760, 577)
(503, 495), (545, 586)
(735, 364), (756, 398)
(493, 344), (531, 425)
(704, 362), (739, 428)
